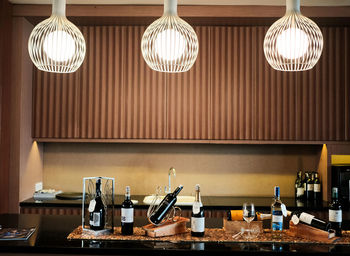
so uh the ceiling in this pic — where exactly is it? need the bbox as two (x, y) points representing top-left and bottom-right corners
(8, 0), (350, 6)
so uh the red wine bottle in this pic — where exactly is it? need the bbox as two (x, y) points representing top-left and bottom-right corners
(329, 187), (342, 236)
(89, 178), (105, 230)
(121, 186), (134, 235)
(149, 185), (183, 225)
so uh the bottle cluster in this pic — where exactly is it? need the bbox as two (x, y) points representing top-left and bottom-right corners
(89, 182), (205, 237)
(294, 170), (322, 202)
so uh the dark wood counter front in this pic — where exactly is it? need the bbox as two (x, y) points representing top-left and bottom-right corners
(1, 214), (350, 256)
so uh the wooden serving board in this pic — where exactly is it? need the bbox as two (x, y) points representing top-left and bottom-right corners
(142, 217), (190, 237)
(286, 221), (339, 243)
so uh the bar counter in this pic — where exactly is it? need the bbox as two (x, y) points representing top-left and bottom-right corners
(1, 214), (350, 255)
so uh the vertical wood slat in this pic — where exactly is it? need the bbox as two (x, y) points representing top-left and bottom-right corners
(123, 26), (166, 139)
(78, 26), (124, 139)
(33, 70), (79, 138)
(344, 28), (349, 140)
(211, 26), (255, 140)
(167, 26), (211, 140)
(255, 26), (297, 141)
(296, 27), (346, 141)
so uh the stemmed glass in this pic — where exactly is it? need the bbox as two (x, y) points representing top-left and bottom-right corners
(243, 202), (255, 239)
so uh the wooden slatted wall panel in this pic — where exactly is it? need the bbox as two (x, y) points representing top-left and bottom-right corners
(167, 26), (211, 140)
(296, 27), (347, 141)
(123, 26), (166, 139)
(78, 26), (124, 139)
(255, 26), (297, 141)
(33, 69), (80, 138)
(33, 25), (349, 142)
(211, 26), (255, 140)
(345, 27), (350, 141)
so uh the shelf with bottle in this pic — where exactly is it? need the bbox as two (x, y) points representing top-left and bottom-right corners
(295, 170), (322, 204)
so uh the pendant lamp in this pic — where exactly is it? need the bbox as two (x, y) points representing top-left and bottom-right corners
(263, 0), (323, 71)
(141, 0), (199, 73)
(28, 0), (86, 73)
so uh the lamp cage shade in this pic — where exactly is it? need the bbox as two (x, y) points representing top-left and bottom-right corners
(141, 15), (199, 73)
(264, 4), (323, 71)
(28, 15), (86, 73)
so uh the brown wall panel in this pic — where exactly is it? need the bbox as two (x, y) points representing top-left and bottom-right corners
(167, 26), (211, 140)
(33, 25), (349, 142)
(344, 27), (350, 141)
(211, 26), (255, 140)
(296, 27), (347, 141)
(255, 26), (298, 141)
(123, 26), (166, 139)
(78, 26), (124, 139)
(33, 71), (79, 138)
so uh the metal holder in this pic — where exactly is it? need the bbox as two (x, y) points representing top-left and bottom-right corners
(146, 186), (182, 226)
(82, 177), (115, 232)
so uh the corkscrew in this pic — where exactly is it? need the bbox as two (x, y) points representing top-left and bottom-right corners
(146, 186), (182, 226)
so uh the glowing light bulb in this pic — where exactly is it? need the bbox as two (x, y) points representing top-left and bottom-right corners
(154, 29), (186, 61)
(276, 27), (309, 59)
(43, 30), (76, 62)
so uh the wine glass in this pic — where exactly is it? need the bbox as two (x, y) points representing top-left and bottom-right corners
(243, 203), (255, 239)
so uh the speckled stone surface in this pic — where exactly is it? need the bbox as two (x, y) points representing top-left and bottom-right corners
(68, 226), (350, 244)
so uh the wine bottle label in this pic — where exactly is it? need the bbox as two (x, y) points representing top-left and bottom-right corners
(291, 215), (300, 225)
(88, 199), (96, 212)
(307, 184), (314, 191)
(329, 210), (342, 223)
(299, 212), (314, 225)
(272, 211), (283, 231)
(281, 204), (287, 217)
(90, 212), (101, 227)
(314, 184), (321, 192)
(191, 217), (205, 232)
(193, 202), (201, 214)
(121, 208), (134, 223)
(297, 187), (305, 197)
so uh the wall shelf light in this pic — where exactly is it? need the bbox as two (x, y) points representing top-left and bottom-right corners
(264, 0), (323, 71)
(28, 0), (86, 73)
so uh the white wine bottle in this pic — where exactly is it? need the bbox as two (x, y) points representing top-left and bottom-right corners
(271, 186), (283, 238)
(191, 184), (205, 237)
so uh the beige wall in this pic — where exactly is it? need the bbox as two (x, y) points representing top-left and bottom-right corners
(43, 143), (322, 197)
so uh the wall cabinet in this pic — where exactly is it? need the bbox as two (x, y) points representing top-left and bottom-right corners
(33, 26), (350, 142)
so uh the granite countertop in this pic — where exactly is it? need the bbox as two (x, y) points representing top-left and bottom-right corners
(1, 214), (350, 255)
(20, 195), (329, 211)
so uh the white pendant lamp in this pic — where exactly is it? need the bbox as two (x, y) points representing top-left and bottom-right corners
(264, 0), (323, 71)
(141, 0), (199, 73)
(28, 0), (86, 73)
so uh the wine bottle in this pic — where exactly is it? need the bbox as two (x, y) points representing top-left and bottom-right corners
(302, 172), (309, 199)
(89, 178), (105, 230)
(121, 186), (134, 235)
(149, 185), (183, 225)
(313, 172), (322, 201)
(291, 212), (331, 231)
(329, 187), (342, 237)
(271, 186), (283, 238)
(306, 172), (314, 200)
(295, 171), (304, 199)
(191, 184), (205, 237)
